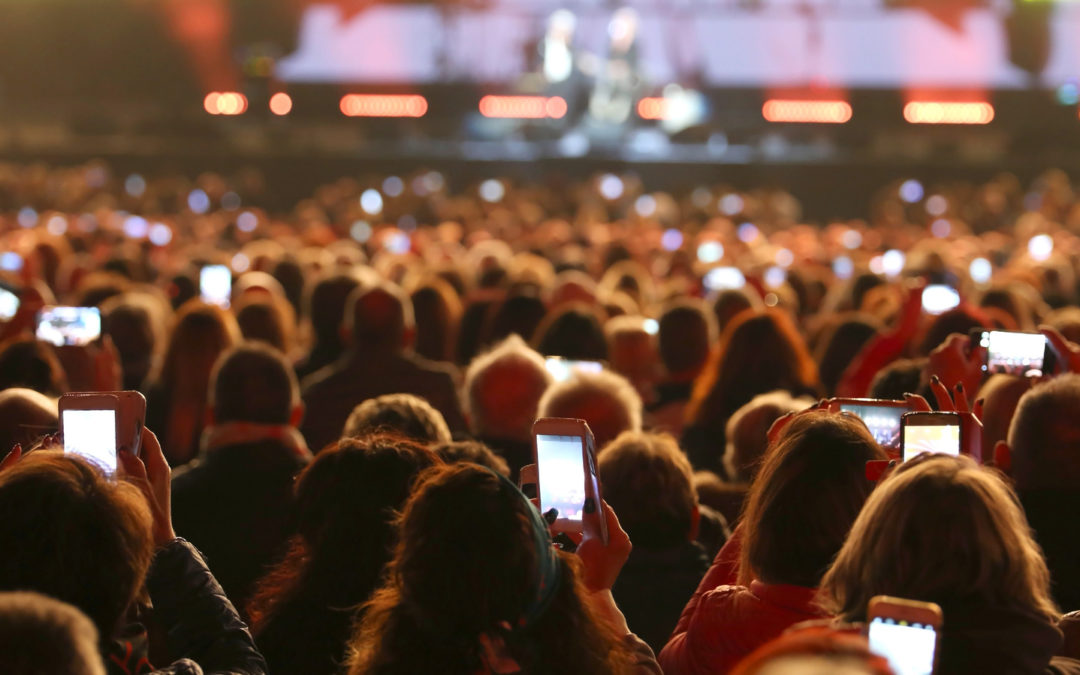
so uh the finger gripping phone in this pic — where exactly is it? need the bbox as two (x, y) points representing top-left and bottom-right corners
(867, 595), (942, 675)
(835, 398), (908, 452)
(901, 411), (962, 463)
(59, 391), (146, 476)
(972, 329), (1054, 377)
(35, 306), (101, 347)
(532, 417), (608, 545)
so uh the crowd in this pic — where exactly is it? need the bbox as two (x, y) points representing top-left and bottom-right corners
(2, 161), (1080, 673)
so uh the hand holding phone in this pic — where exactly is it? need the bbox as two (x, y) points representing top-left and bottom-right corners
(59, 391), (147, 476)
(867, 596), (942, 675)
(973, 329), (1054, 377)
(901, 411), (964, 463)
(576, 499), (632, 592)
(834, 398), (909, 453)
(532, 418), (607, 545)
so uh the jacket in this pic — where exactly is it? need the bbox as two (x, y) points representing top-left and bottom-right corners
(300, 350), (466, 453)
(105, 538), (266, 675)
(659, 581), (823, 675)
(933, 603), (1080, 675)
(171, 438), (310, 612)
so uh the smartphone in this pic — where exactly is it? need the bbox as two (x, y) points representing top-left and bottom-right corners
(0, 281), (18, 321)
(867, 596), (942, 675)
(835, 398), (908, 452)
(703, 267), (746, 292)
(35, 306), (102, 347)
(59, 392), (146, 475)
(901, 412), (962, 463)
(544, 357), (604, 383)
(532, 417), (608, 544)
(973, 329), (1054, 377)
(200, 264), (232, 309)
(921, 284), (960, 316)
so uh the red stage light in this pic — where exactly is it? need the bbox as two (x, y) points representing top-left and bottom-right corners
(204, 91), (248, 116)
(479, 95), (567, 119)
(339, 94), (428, 118)
(903, 101), (994, 125)
(269, 92), (293, 116)
(762, 99), (852, 124)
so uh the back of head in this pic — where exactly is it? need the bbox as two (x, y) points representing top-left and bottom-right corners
(159, 300), (240, 395)
(712, 289), (761, 334)
(724, 391), (813, 484)
(731, 628), (892, 675)
(820, 454), (1057, 623)
(483, 292), (548, 347)
(598, 431), (697, 549)
(659, 300), (715, 377)
(235, 296), (294, 354)
(0, 452), (154, 636)
(917, 307), (989, 356)
(0, 337), (67, 396)
(0, 592), (106, 675)
(534, 304), (608, 361)
(211, 342), (299, 426)
(343, 393), (452, 445)
(538, 370), (643, 450)
(346, 283), (415, 352)
(0, 388), (58, 456)
(813, 316), (881, 396)
(1008, 374), (1080, 491)
(465, 335), (552, 442)
(410, 280), (460, 363)
(308, 274), (362, 347)
(867, 358), (927, 401)
(101, 294), (159, 390)
(432, 440), (511, 476)
(740, 412), (886, 587)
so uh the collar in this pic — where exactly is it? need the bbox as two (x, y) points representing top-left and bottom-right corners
(749, 580), (824, 616)
(200, 422), (312, 461)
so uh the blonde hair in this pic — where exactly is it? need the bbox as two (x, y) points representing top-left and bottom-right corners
(819, 454), (1058, 623)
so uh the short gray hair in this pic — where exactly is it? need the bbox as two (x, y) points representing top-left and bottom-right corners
(537, 370), (643, 449)
(343, 393), (452, 445)
(0, 591), (105, 675)
(464, 335), (552, 441)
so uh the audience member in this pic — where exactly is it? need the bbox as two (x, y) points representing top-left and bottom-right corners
(538, 370), (643, 450)
(649, 299), (715, 435)
(0, 388), (57, 457)
(301, 283), (466, 453)
(0, 591), (106, 675)
(171, 342), (311, 612)
(294, 274), (362, 380)
(342, 393), (452, 445)
(431, 439), (511, 476)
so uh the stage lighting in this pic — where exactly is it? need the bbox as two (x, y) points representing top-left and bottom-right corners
(269, 92), (293, 116)
(762, 100), (852, 124)
(903, 102), (994, 125)
(478, 95), (567, 119)
(340, 94), (428, 118)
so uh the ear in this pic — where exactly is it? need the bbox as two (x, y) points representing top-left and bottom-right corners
(204, 407), (215, 427)
(688, 503), (700, 542)
(289, 402), (305, 428)
(993, 440), (1012, 475)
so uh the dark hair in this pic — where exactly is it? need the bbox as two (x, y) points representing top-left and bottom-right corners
(248, 435), (440, 639)
(918, 307), (990, 356)
(345, 463), (631, 675)
(0, 337), (67, 396)
(0, 453), (154, 637)
(739, 413), (886, 587)
(533, 304), (608, 361)
(659, 300), (713, 375)
(868, 358), (927, 400)
(431, 440), (510, 477)
(711, 289), (760, 335)
(410, 280), (461, 363)
(102, 296), (158, 391)
(272, 258), (306, 319)
(306, 274), (362, 348)
(343, 394), (452, 445)
(347, 284), (414, 351)
(235, 297), (294, 354)
(210, 342), (298, 425)
(482, 292), (548, 347)
(814, 315), (882, 396)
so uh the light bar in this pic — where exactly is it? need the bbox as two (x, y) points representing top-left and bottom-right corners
(762, 99), (852, 124)
(904, 101), (994, 125)
(340, 94), (428, 118)
(637, 97), (669, 120)
(479, 95), (567, 119)
(204, 92), (248, 116)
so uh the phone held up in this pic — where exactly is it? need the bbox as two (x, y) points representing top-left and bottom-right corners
(58, 391), (147, 476)
(867, 595), (942, 675)
(971, 329), (1055, 378)
(35, 306), (101, 347)
(900, 411), (963, 464)
(531, 417), (608, 545)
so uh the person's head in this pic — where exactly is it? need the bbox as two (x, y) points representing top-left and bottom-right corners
(0, 337), (67, 396)
(603, 315), (659, 386)
(272, 257), (306, 318)
(820, 454), (1058, 624)
(999, 374), (1080, 491)
(658, 299), (716, 380)
(731, 628), (892, 675)
(410, 279), (462, 363)
(0, 452), (154, 637)
(0, 388), (57, 456)
(343, 393), (452, 445)
(345, 463), (630, 675)
(101, 294), (162, 391)
(248, 434), (441, 628)
(0, 592), (106, 675)
(345, 283), (415, 352)
(598, 431), (699, 549)
(432, 440), (511, 477)
(538, 370), (642, 450)
(867, 358), (927, 401)
(724, 391), (814, 484)
(307, 273), (362, 351)
(813, 315), (882, 396)
(234, 295), (295, 355)
(465, 335), (553, 442)
(739, 412), (886, 587)
(688, 310), (820, 428)
(711, 288), (762, 335)
(157, 300), (240, 397)
(533, 304), (608, 361)
(976, 374), (1033, 466)
(482, 292), (548, 349)
(917, 307), (990, 356)
(209, 342), (302, 427)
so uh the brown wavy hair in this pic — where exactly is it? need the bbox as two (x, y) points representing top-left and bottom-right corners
(344, 463), (637, 675)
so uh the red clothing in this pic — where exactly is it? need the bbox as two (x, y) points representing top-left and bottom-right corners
(659, 581), (824, 675)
